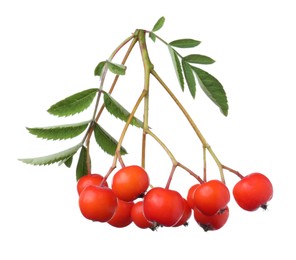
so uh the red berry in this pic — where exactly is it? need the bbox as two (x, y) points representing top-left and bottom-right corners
(79, 186), (117, 222)
(131, 201), (156, 229)
(233, 172), (273, 211)
(143, 187), (184, 227)
(107, 199), (134, 228)
(77, 174), (108, 195)
(112, 165), (149, 202)
(173, 198), (192, 227)
(194, 180), (230, 216)
(194, 206), (229, 231)
(186, 183), (200, 209)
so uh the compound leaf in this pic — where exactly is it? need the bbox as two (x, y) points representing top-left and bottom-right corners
(169, 39), (201, 48)
(76, 146), (89, 180)
(168, 46), (184, 91)
(103, 93), (144, 128)
(26, 120), (90, 140)
(192, 66), (228, 116)
(94, 123), (127, 156)
(47, 88), (98, 117)
(19, 143), (82, 166)
(183, 54), (215, 65)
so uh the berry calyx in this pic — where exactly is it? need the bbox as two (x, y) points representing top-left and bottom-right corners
(194, 206), (229, 231)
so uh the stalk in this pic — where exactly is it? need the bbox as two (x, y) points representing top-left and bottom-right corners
(151, 69), (226, 183)
(112, 89), (148, 168)
(138, 30), (154, 169)
(83, 34), (136, 173)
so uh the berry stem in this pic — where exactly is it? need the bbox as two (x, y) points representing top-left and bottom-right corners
(165, 164), (177, 189)
(112, 89), (148, 168)
(203, 145), (207, 181)
(151, 69), (226, 183)
(83, 34), (137, 174)
(222, 165), (244, 179)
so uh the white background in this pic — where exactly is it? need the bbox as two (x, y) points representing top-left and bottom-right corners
(1, 0), (295, 259)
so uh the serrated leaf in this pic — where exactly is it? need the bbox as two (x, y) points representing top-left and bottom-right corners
(149, 32), (156, 42)
(169, 39), (201, 48)
(168, 46), (184, 91)
(76, 146), (89, 180)
(103, 93), (144, 128)
(183, 54), (215, 65)
(192, 66), (228, 116)
(19, 143), (82, 166)
(106, 61), (126, 75)
(64, 156), (73, 168)
(94, 123), (127, 156)
(182, 60), (196, 98)
(94, 61), (106, 76)
(26, 120), (90, 140)
(47, 88), (98, 117)
(152, 16), (165, 32)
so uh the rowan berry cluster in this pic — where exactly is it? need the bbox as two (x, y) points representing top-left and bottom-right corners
(20, 17), (274, 232)
(77, 165), (273, 231)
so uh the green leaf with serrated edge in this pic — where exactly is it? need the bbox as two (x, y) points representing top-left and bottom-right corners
(152, 16), (165, 32)
(47, 88), (98, 117)
(26, 120), (90, 140)
(103, 93), (144, 128)
(64, 156), (73, 168)
(76, 146), (89, 180)
(168, 46), (184, 91)
(169, 39), (201, 48)
(192, 66), (228, 116)
(94, 61), (106, 76)
(183, 54), (215, 65)
(106, 61), (126, 75)
(182, 60), (196, 98)
(149, 32), (156, 42)
(94, 123), (127, 156)
(19, 143), (82, 166)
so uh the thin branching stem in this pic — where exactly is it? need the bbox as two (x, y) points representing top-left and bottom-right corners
(112, 89), (148, 168)
(151, 69), (226, 183)
(84, 34), (136, 173)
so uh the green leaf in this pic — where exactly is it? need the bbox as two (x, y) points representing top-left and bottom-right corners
(106, 60), (126, 75)
(149, 32), (156, 42)
(168, 46), (184, 91)
(182, 60), (196, 98)
(191, 66), (228, 116)
(94, 123), (127, 156)
(76, 146), (89, 180)
(94, 61), (106, 76)
(26, 120), (90, 140)
(183, 54), (215, 65)
(152, 16), (165, 32)
(169, 39), (201, 48)
(103, 93), (144, 128)
(19, 143), (82, 166)
(47, 88), (98, 117)
(64, 156), (73, 168)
